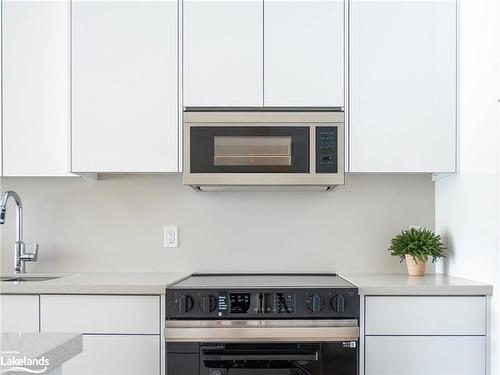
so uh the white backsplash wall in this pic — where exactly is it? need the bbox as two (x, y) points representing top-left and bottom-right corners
(0, 174), (434, 274)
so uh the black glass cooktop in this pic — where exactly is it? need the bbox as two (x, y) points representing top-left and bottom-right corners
(170, 273), (355, 289)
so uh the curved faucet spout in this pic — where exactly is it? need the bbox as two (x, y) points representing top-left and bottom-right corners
(0, 191), (23, 240)
(0, 190), (23, 208)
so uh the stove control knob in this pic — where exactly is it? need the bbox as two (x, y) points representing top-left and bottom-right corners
(331, 295), (346, 313)
(175, 295), (194, 313)
(306, 294), (323, 313)
(200, 295), (217, 313)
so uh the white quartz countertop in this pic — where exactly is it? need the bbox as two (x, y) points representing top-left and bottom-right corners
(342, 273), (493, 295)
(0, 272), (190, 295)
(0, 332), (82, 375)
(0, 272), (491, 296)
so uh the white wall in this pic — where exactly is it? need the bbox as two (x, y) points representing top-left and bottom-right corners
(0, 174), (434, 274)
(435, 0), (500, 373)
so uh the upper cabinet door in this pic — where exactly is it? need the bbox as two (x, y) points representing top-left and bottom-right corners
(72, 1), (178, 173)
(350, 0), (457, 173)
(0, 1), (3, 177)
(183, 0), (263, 107)
(2, 1), (72, 176)
(264, 0), (344, 107)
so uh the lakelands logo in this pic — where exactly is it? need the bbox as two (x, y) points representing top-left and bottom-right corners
(1, 351), (49, 374)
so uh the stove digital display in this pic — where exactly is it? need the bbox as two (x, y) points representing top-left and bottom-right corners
(230, 293), (251, 313)
(272, 293), (295, 314)
(259, 292), (295, 314)
(220, 292), (296, 315)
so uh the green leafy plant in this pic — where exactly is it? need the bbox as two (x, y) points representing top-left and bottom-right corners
(389, 227), (446, 263)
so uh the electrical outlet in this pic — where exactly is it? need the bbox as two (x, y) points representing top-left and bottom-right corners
(164, 226), (178, 248)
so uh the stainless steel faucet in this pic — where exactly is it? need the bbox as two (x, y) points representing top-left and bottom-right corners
(0, 191), (39, 273)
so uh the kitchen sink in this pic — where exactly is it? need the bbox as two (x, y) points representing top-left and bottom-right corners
(0, 276), (61, 282)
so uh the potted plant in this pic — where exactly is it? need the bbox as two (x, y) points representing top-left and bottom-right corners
(388, 227), (447, 276)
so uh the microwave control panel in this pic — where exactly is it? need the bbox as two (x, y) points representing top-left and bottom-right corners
(316, 126), (338, 174)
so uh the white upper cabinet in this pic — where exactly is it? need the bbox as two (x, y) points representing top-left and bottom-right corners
(264, 0), (344, 107)
(183, 0), (263, 107)
(0, 2), (2, 177)
(2, 1), (72, 176)
(72, 1), (178, 173)
(184, 0), (343, 108)
(349, 0), (457, 173)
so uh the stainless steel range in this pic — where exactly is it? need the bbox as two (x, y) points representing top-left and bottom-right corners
(165, 273), (359, 375)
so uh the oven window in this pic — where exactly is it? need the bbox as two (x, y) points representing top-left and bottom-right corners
(190, 126), (309, 173)
(199, 342), (358, 375)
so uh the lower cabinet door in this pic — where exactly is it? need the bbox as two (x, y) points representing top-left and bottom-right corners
(0, 295), (39, 332)
(62, 335), (160, 375)
(365, 336), (486, 375)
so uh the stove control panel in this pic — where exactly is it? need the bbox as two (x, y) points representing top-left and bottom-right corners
(220, 292), (295, 315)
(166, 288), (358, 319)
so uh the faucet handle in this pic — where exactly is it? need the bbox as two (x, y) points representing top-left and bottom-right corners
(30, 243), (39, 261)
(21, 243), (39, 262)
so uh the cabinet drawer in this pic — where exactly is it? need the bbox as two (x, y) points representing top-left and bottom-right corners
(63, 335), (160, 375)
(0, 295), (39, 332)
(41, 295), (159, 334)
(365, 296), (486, 335)
(365, 336), (486, 375)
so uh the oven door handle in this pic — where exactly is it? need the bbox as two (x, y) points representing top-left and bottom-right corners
(165, 322), (359, 342)
(201, 353), (319, 361)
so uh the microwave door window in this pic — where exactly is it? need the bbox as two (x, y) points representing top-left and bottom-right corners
(190, 126), (309, 173)
(214, 136), (292, 167)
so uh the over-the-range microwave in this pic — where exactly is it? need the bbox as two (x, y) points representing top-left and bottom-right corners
(183, 108), (344, 190)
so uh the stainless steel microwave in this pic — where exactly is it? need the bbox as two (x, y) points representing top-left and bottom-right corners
(183, 108), (345, 190)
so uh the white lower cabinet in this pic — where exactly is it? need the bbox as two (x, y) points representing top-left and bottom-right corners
(62, 335), (160, 375)
(365, 296), (486, 335)
(40, 295), (160, 334)
(40, 295), (162, 375)
(365, 336), (486, 375)
(0, 295), (39, 332)
(364, 296), (487, 375)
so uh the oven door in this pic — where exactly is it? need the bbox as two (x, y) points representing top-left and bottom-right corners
(199, 342), (357, 375)
(166, 320), (358, 375)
